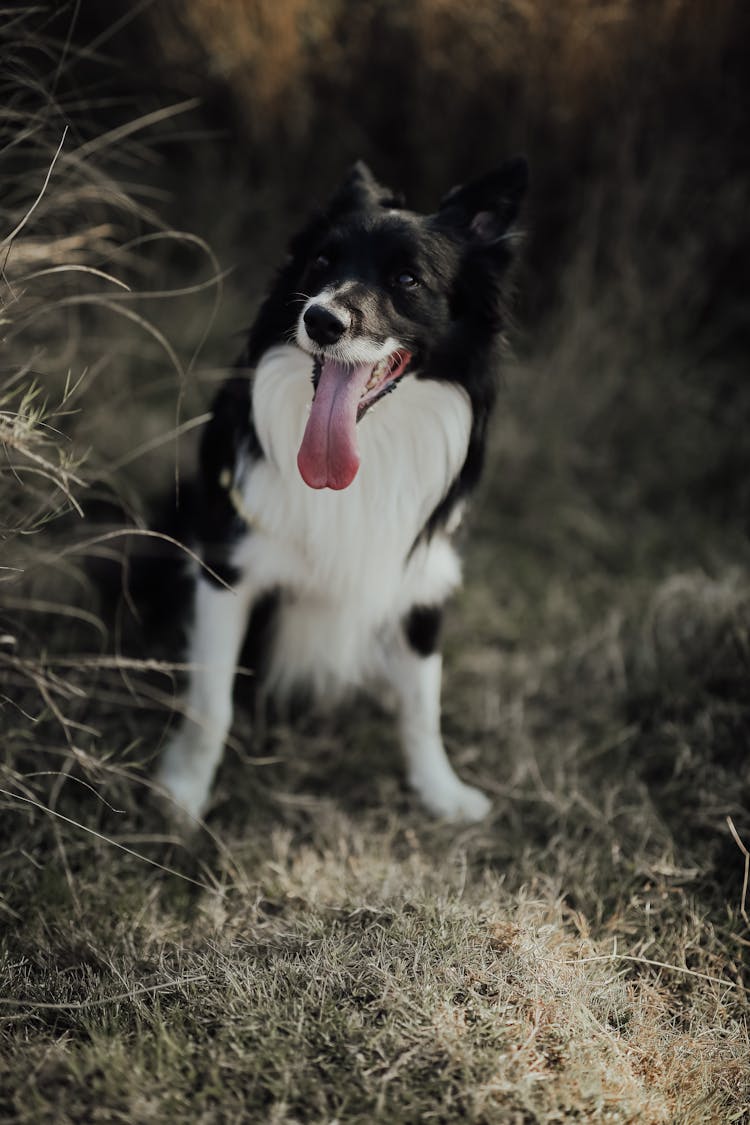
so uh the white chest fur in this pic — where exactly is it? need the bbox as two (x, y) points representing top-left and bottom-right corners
(226, 345), (472, 694)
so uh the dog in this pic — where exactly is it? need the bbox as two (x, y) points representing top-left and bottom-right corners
(156, 158), (527, 822)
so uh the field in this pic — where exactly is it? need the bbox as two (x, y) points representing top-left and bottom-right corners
(2, 3), (750, 1122)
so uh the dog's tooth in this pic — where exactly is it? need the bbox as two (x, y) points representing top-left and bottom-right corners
(362, 354), (397, 396)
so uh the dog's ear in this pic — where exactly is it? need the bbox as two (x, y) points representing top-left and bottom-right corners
(329, 161), (405, 214)
(438, 157), (528, 245)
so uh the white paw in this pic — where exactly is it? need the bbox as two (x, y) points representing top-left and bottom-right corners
(412, 775), (492, 823)
(154, 735), (213, 822)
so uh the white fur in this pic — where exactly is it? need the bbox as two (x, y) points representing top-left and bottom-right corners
(156, 343), (491, 823)
(241, 346), (469, 690)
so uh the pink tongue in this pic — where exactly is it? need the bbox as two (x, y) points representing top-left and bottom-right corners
(297, 359), (373, 489)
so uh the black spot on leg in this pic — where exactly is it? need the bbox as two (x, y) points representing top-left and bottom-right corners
(404, 605), (443, 657)
(201, 555), (242, 589)
(241, 588), (281, 678)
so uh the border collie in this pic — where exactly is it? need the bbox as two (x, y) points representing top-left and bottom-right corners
(156, 158), (527, 822)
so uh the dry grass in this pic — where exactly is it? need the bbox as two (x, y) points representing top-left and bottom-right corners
(1, 3), (750, 1123)
(3, 822), (748, 1124)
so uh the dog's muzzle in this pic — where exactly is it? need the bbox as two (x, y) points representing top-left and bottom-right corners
(303, 305), (348, 347)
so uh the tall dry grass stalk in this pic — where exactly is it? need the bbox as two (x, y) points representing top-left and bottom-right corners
(0, 8), (224, 821)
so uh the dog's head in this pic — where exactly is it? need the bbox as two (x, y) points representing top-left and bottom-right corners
(254, 159), (527, 490)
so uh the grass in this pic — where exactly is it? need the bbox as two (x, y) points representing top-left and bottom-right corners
(2, 3), (750, 1122)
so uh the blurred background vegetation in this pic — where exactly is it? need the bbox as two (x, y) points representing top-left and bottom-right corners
(58, 0), (750, 527)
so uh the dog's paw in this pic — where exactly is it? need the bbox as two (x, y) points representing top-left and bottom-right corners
(154, 738), (212, 823)
(414, 775), (492, 823)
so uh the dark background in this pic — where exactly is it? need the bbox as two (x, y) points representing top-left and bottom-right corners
(52, 0), (750, 526)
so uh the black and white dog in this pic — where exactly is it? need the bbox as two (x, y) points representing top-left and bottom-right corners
(156, 159), (527, 822)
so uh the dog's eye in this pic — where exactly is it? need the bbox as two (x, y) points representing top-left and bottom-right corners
(313, 253), (331, 269)
(395, 271), (419, 288)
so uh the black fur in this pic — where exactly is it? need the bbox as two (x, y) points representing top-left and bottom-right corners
(404, 605), (443, 657)
(196, 375), (253, 587)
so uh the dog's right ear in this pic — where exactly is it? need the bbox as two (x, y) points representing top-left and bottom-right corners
(328, 161), (405, 214)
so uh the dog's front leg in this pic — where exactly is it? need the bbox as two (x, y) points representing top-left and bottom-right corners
(156, 574), (254, 820)
(384, 609), (492, 822)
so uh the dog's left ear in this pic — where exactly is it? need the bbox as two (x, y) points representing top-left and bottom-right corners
(438, 157), (528, 245)
(329, 160), (405, 214)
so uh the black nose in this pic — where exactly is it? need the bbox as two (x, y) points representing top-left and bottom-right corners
(303, 305), (347, 347)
